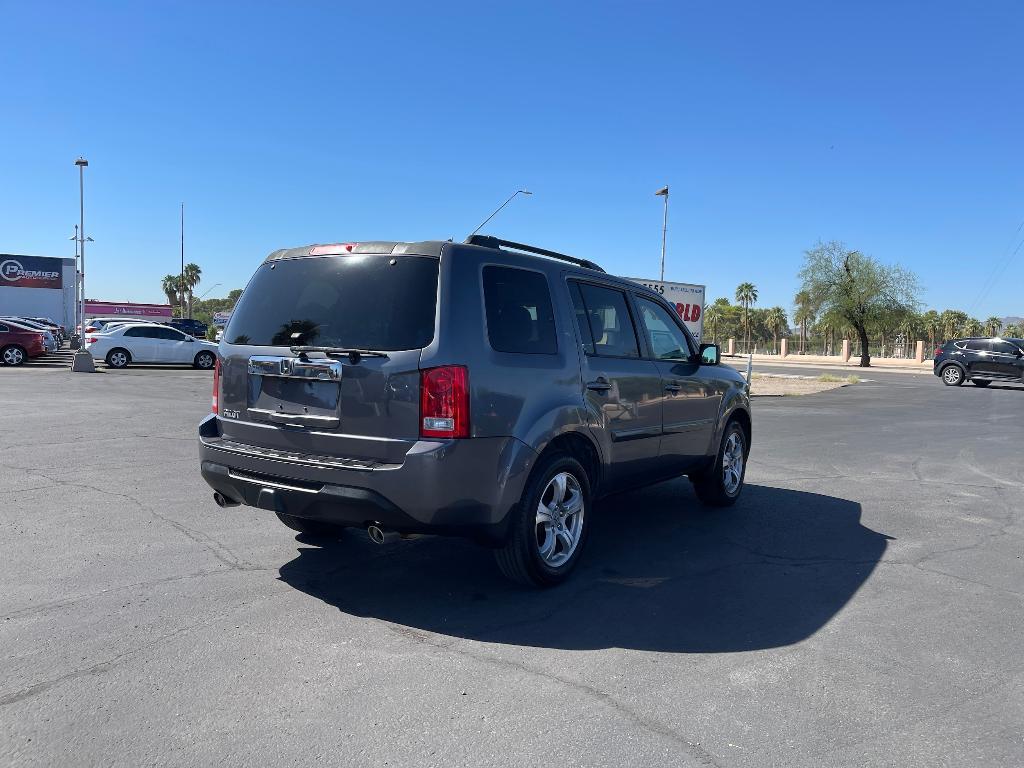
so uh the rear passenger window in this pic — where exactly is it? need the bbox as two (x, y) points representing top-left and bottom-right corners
(483, 266), (557, 354)
(965, 341), (991, 352)
(572, 282), (640, 358)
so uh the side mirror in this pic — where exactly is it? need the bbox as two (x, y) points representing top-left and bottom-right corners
(186, 337), (195, 342)
(700, 343), (720, 366)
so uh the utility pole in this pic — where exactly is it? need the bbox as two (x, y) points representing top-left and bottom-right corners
(655, 186), (669, 282)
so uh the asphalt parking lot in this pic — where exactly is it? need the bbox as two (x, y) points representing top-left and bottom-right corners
(2, 366), (1022, 767)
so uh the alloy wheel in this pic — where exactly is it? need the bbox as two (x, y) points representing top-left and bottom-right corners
(3, 347), (24, 366)
(535, 471), (585, 568)
(722, 431), (745, 496)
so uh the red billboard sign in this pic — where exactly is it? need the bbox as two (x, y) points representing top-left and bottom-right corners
(0, 255), (63, 289)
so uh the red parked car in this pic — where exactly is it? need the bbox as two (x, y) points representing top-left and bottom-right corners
(0, 321), (47, 366)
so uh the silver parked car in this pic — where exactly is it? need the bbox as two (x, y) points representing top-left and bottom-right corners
(199, 237), (751, 586)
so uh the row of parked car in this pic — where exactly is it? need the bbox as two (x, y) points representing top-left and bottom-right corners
(83, 318), (219, 369)
(0, 315), (68, 365)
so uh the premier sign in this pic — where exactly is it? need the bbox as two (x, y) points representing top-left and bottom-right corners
(0, 256), (63, 289)
(628, 278), (706, 343)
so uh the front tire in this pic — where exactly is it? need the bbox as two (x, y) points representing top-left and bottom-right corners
(495, 453), (590, 587)
(941, 365), (964, 386)
(693, 420), (748, 507)
(105, 348), (130, 369)
(1, 345), (26, 366)
(274, 512), (345, 539)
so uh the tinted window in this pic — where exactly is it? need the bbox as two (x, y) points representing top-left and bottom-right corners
(227, 255), (439, 350)
(573, 283), (640, 358)
(124, 326), (160, 338)
(482, 266), (557, 354)
(0, 324), (8, 332)
(154, 327), (187, 341)
(965, 340), (991, 352)
(568, 282), (595, 354)
(991, 340), (1018, 355)
(637, 297), (693, 360)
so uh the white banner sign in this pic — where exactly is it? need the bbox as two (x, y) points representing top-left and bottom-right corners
(628, 278), (706, 344)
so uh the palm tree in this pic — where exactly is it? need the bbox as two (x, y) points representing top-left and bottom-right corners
(921, 310), (941, 348)
(793, 289), (815, 354)
(704, 303), (722, 343)
(984, 316), (1003, 336)
(964, 318), (984, 337)
(182, 263), (202, 318)
(734, 282), (758, 352)
(161, 275), (181, 310)
(1004, 324), (1023, 339)
(765, 306), (788, 354)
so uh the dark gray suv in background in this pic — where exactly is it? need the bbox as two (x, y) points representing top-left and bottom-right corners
(199, 236), (752, 586)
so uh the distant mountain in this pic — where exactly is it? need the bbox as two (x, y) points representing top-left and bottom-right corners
(1001, 316), (1023, 328)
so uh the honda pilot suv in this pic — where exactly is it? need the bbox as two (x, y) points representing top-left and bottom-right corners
(199, 236), (752, 586)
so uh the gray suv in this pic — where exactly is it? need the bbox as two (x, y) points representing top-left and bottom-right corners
(199, 236), (751, 586)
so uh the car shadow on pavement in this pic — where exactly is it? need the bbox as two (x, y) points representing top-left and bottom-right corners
(278, 481), (891, 653)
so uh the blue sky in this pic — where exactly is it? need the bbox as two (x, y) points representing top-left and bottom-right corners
(1, 1), (1021, 319)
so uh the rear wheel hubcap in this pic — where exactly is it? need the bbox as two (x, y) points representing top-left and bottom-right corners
(535, 471), (584, 568)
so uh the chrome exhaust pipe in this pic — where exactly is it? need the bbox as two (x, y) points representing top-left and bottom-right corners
(213, 491), (240, 508)
(367, 524), (399, 545)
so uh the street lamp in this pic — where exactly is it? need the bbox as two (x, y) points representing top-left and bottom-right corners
(655, 185), (669, 282)
(468, 190), (532, 238)
(68, 226), (93, 350)
(71, 157), (96, 372)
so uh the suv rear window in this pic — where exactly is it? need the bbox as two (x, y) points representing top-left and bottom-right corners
(226, 255), (439, 350)
(482, 266), (557, 354)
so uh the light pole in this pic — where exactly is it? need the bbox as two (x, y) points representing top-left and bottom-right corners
(71, 157), (96, 372)
(180, 203), (185, 319)
(655, 185), (669, 282)
(468, 190), (532, 238)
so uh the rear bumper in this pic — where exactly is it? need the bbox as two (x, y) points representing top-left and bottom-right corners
(197, 415), (536, 544)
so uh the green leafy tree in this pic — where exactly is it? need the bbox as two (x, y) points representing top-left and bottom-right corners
(798, 241), (919, 367)
(921, 309), (941, 348)
(734, 282), (758, 351)
(940, 310), (969, 342)
(793, 290), (815, 354)
(984, 316), (1003, 336)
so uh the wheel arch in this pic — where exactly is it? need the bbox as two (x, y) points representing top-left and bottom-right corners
(536, 429), (603, 497)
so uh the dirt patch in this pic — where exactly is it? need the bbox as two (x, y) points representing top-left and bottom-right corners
(749, 374), (855, 397)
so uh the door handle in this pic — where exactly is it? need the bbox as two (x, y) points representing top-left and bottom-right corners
(586, 379), (612, 392)
(664, 383), (682, 393)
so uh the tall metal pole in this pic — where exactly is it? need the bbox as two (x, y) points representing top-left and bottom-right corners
(660, 189), (669, 282)
(72, 157), (95, 371)
(73, 224), (79, 343)
(180, 203), (185, 319)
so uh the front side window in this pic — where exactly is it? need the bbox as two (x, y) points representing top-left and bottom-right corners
(636, 297), (694, 361)
(572, 282), (640, 358)
(482, 266), (557, 354)
(991, 340), (1018, 355)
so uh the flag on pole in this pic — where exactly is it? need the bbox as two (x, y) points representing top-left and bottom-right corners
(655, 186), (669, 196)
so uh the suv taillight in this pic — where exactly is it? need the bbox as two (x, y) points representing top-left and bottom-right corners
(212, 357), (221, 414)
(934, 347), (943, 357)
(420, 365), (469, 439)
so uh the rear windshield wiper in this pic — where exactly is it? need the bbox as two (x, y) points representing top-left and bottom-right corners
(290, 346), (388, 363)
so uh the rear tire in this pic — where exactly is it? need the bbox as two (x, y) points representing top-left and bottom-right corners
(941, 365), (964, 386)
(972, 379), (991, 387)
(692, 420), (748, 507)
(106, 348), (130, 369)
(495, 453), (590, 587)
(194, 350), (216, 369)
(1, 345), (26, 366)
(274, 512), (345, 539)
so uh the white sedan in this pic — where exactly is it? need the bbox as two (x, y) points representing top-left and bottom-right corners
(85, 323), (219, 369)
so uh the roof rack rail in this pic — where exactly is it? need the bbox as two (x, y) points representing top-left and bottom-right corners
(464, 235), (605, 272)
